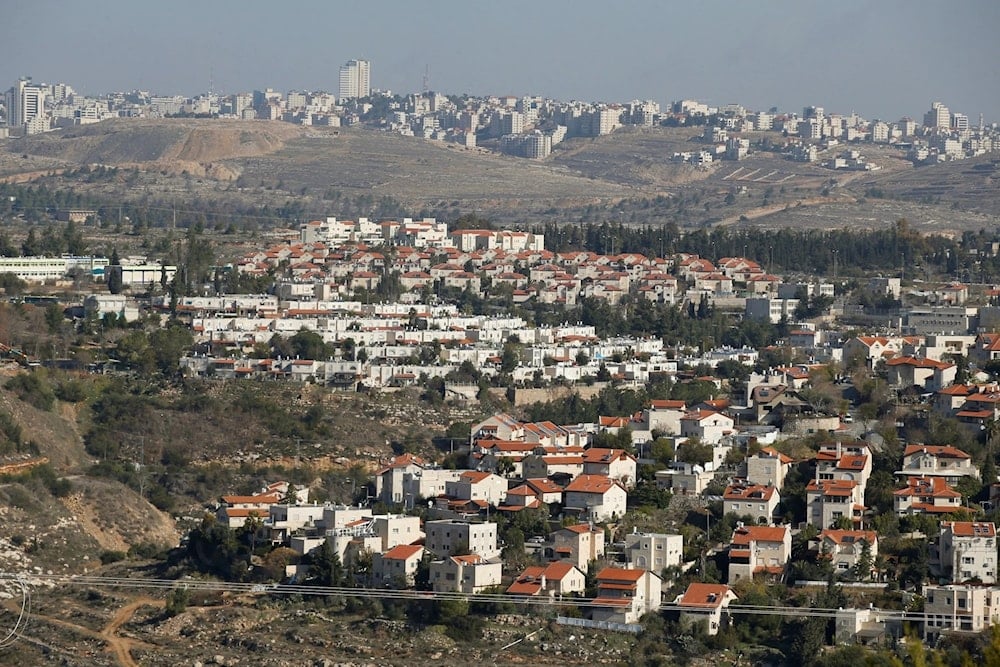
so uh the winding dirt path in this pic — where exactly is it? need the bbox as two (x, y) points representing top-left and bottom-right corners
(2, 596), (157, 665)
(99, 597), (165, 667)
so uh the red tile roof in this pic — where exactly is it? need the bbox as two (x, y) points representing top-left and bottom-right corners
(678, 583), (734, 608)
(596, 567), (645, 583)
(902, 444), (971, 460)
(941, 521), (996, 537)
(565, 474), (618, 494)
(383, 544), (423, 560)
(731, 525), (788, 545)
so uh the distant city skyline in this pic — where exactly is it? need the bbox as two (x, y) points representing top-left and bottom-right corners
(3, 0), (999, 123)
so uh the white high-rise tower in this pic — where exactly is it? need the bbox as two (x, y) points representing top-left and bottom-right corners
(5, 77), (46, 128)
(338, 59), (371, 102)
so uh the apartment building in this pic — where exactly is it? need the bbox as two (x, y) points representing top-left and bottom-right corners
(923, 584), (1000, 643)
(339, 59), (371, 101)
(624, 532), (683, 572)
(932, 522), (997, 584)
(727, 525), (791, 583)
(423, 519), (499, 559)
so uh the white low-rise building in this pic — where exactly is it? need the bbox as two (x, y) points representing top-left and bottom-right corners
(430, 554), (502, 593)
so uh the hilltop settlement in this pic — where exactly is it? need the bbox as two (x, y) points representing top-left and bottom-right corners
(7, 209), (1000, 662)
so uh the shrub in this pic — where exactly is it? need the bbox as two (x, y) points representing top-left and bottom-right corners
(5, 372), (55, 411)
(164, 588), (190, 617)
(100, 550), (126, 564)
(129, 541), (168, 560)
(54, 380), (88, 403)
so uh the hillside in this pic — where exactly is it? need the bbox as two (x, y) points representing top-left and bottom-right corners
(1, 119), (998, 230)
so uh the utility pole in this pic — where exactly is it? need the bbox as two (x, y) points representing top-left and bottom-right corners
(137, 436), (145, 501)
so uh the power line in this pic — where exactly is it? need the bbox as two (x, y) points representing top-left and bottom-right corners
(0, 576), (31, 649)
(0, 572), (937, 622)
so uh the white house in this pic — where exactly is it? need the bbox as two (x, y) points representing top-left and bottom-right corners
(727, 525), (791, 583)
(374, 453), (427, 504)
(444, 470), (508, 506)
(582, 448), (638, 488)
(675, 583), (738, 635)
(506, 561), (586, 597)
(894, 476), (963, 515)
(745, 447), (794, 491)
(680, 409), (735, 445)
(644, 399), (687, 435)
(591, 567), (663, 624)
(806, 479), (865, 529)
(430, 554), (502, 593)
(816, 529), (878, 577)
(548, 523), (606, 573)
(897, 445), (978, 484)
(563, 475), (628, 522)
(723, 482), (780, 524)
(372, 544), (424, 588)
(923, 584), (1000, 643)
(655, 461), (716, 496)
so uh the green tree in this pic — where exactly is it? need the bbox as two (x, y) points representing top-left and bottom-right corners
(676, 437), (713, 466)
(44, 303), (65, 335)
(289, 329), (330, 360)
(107, 248), (123, 294)
(148, 325), (194, 375)
(495, 457), (515, 477)
(854, 539), (874, 581)
(307, 540), (345, 586)
(500, 341), (520, 373)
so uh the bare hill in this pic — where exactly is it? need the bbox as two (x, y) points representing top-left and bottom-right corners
(230, 126), (638, 207)
(6, 119), (302, 180)
(857, 154), (1000, 217)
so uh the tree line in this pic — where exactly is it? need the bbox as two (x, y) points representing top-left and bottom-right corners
(531, 218), (979, 277)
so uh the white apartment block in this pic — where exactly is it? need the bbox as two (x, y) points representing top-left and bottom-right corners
(624, 532), (683, 572)
(424, 519), (499, 559)
(932, 522), (997, 584)
(923, 585), (1000, 642)
(745, 297), (800, 324)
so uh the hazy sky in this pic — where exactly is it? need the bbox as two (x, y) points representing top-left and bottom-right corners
(4, 0), (999, 122)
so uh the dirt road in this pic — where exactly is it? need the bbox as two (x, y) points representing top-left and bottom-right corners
(100, 597), (165, 667)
